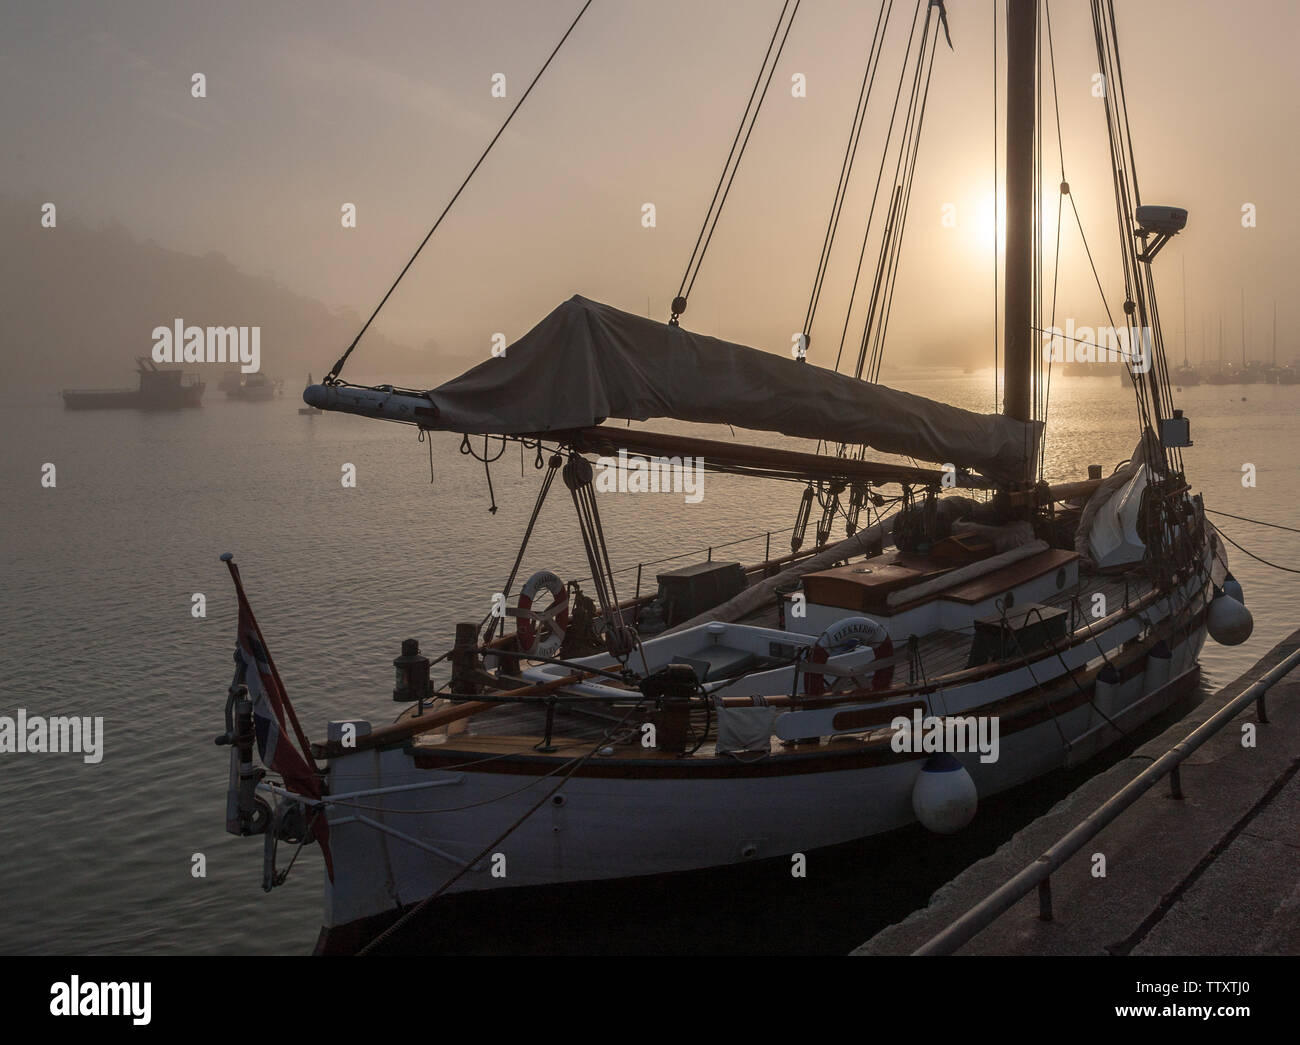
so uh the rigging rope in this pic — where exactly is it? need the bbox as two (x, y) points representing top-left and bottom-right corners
(355, 699), (646, 956)
(800, 0), (944, 521)
(478, 453), (564, 639)
(460, 434), (506, 513)
(323, 0), (594, 385)
(799, 0), (894, 355)
(1089, 0), (1179, 482)
(1210, 522), (1300, 575)
(792, 0), (947, 545)
(564, 454), (636, 657)
(992, 0), (998, 414)
(859, 15), (941, 386)
(670, 0), (802, 326)
(1039, 0), (1065, 477)
(1205, 508), (1300, 536)
(826, 3), (922, 379)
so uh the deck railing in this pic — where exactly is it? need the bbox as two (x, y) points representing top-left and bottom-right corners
(911, 639), (1300, 955)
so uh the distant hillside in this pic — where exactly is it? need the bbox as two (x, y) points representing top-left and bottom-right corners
(0, 195), (436, 396)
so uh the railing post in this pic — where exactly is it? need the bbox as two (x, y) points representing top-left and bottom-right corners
(1037, 877), (1053, 922)
(1257, 691), (1270, 724)
(634, 563), (643, 626)
(1169, 763), (1183, 799)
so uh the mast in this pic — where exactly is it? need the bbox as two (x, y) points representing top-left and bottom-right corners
(1002, 0), (1036, 482)
(1240, 287), (1247, 368)
(1180, 257), (1189, 365)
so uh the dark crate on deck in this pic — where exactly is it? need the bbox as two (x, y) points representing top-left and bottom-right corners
(967, 602), (1068, 667)
(656, 561), (747, 627)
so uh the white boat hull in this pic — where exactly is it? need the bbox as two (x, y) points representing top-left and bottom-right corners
(314, 599), (1207, 947)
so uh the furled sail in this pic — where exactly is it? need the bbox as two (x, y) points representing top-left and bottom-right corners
(310, 296), (1041, 482)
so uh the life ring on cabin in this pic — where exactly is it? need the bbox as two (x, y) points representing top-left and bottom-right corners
(513, 570), (570, 658)
(805, 616), (894, 696)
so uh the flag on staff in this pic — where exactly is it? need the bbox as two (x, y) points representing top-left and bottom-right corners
(223, 554), (334, 881)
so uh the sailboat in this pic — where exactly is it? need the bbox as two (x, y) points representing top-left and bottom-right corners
(217, 0), (1252, 954)
(1172, 260), (1198, 387)
(1206, 316), (1231, 384)
(297, 373), (324, 415)
(1263, 302), (1296, 385)
(1230, 289), (1261, 384)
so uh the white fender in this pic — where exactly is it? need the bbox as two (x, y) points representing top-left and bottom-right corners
(912, 753), (978, 834)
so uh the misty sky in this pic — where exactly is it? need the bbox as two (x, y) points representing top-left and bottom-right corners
(3, 0), (1296, 375)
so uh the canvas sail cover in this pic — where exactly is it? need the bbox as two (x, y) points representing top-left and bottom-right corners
(425, 296), (1040, 482)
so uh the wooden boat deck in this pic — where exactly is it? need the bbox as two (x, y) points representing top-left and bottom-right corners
(404, 564), (1151, 758)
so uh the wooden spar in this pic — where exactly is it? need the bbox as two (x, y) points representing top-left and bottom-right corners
(309, 673), (591, 759)
(566, 424), (968, 488)
(1003, 0), (1036, 480)
(1007, 476), (1107, 507)
(571, 424), (1103, 508)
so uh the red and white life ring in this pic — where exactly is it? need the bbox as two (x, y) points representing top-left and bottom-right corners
(512, 570), (570, 658)
(805, 616), (894, 696)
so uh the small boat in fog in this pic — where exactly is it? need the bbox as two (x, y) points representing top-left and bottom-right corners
(221, 371), (281, 401)
(62, 357), (204, 410)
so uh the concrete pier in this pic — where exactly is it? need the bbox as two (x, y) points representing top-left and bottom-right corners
(856, 629), (1300, 956)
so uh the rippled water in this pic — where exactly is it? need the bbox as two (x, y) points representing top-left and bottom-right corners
(1, 373), (1295, 954)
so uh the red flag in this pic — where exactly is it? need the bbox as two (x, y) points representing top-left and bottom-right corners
(225, 558), (334, 881)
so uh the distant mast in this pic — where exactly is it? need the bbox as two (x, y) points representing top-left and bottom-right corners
(1181, 258), (1189, 365)
(1002, 0), (1036, 483)
(1240, 287), (1247, 368)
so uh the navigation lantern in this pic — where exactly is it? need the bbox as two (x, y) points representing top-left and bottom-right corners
(393, 638), (431, 703)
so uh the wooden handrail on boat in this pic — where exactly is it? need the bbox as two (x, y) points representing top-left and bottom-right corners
(310, 673), (590, 759)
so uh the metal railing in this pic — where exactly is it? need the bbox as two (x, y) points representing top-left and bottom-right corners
(912, 640), (1300, 955)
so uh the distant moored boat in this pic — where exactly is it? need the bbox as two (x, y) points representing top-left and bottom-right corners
(61, 357), (204, 410)
(223, 371), (281, 401)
